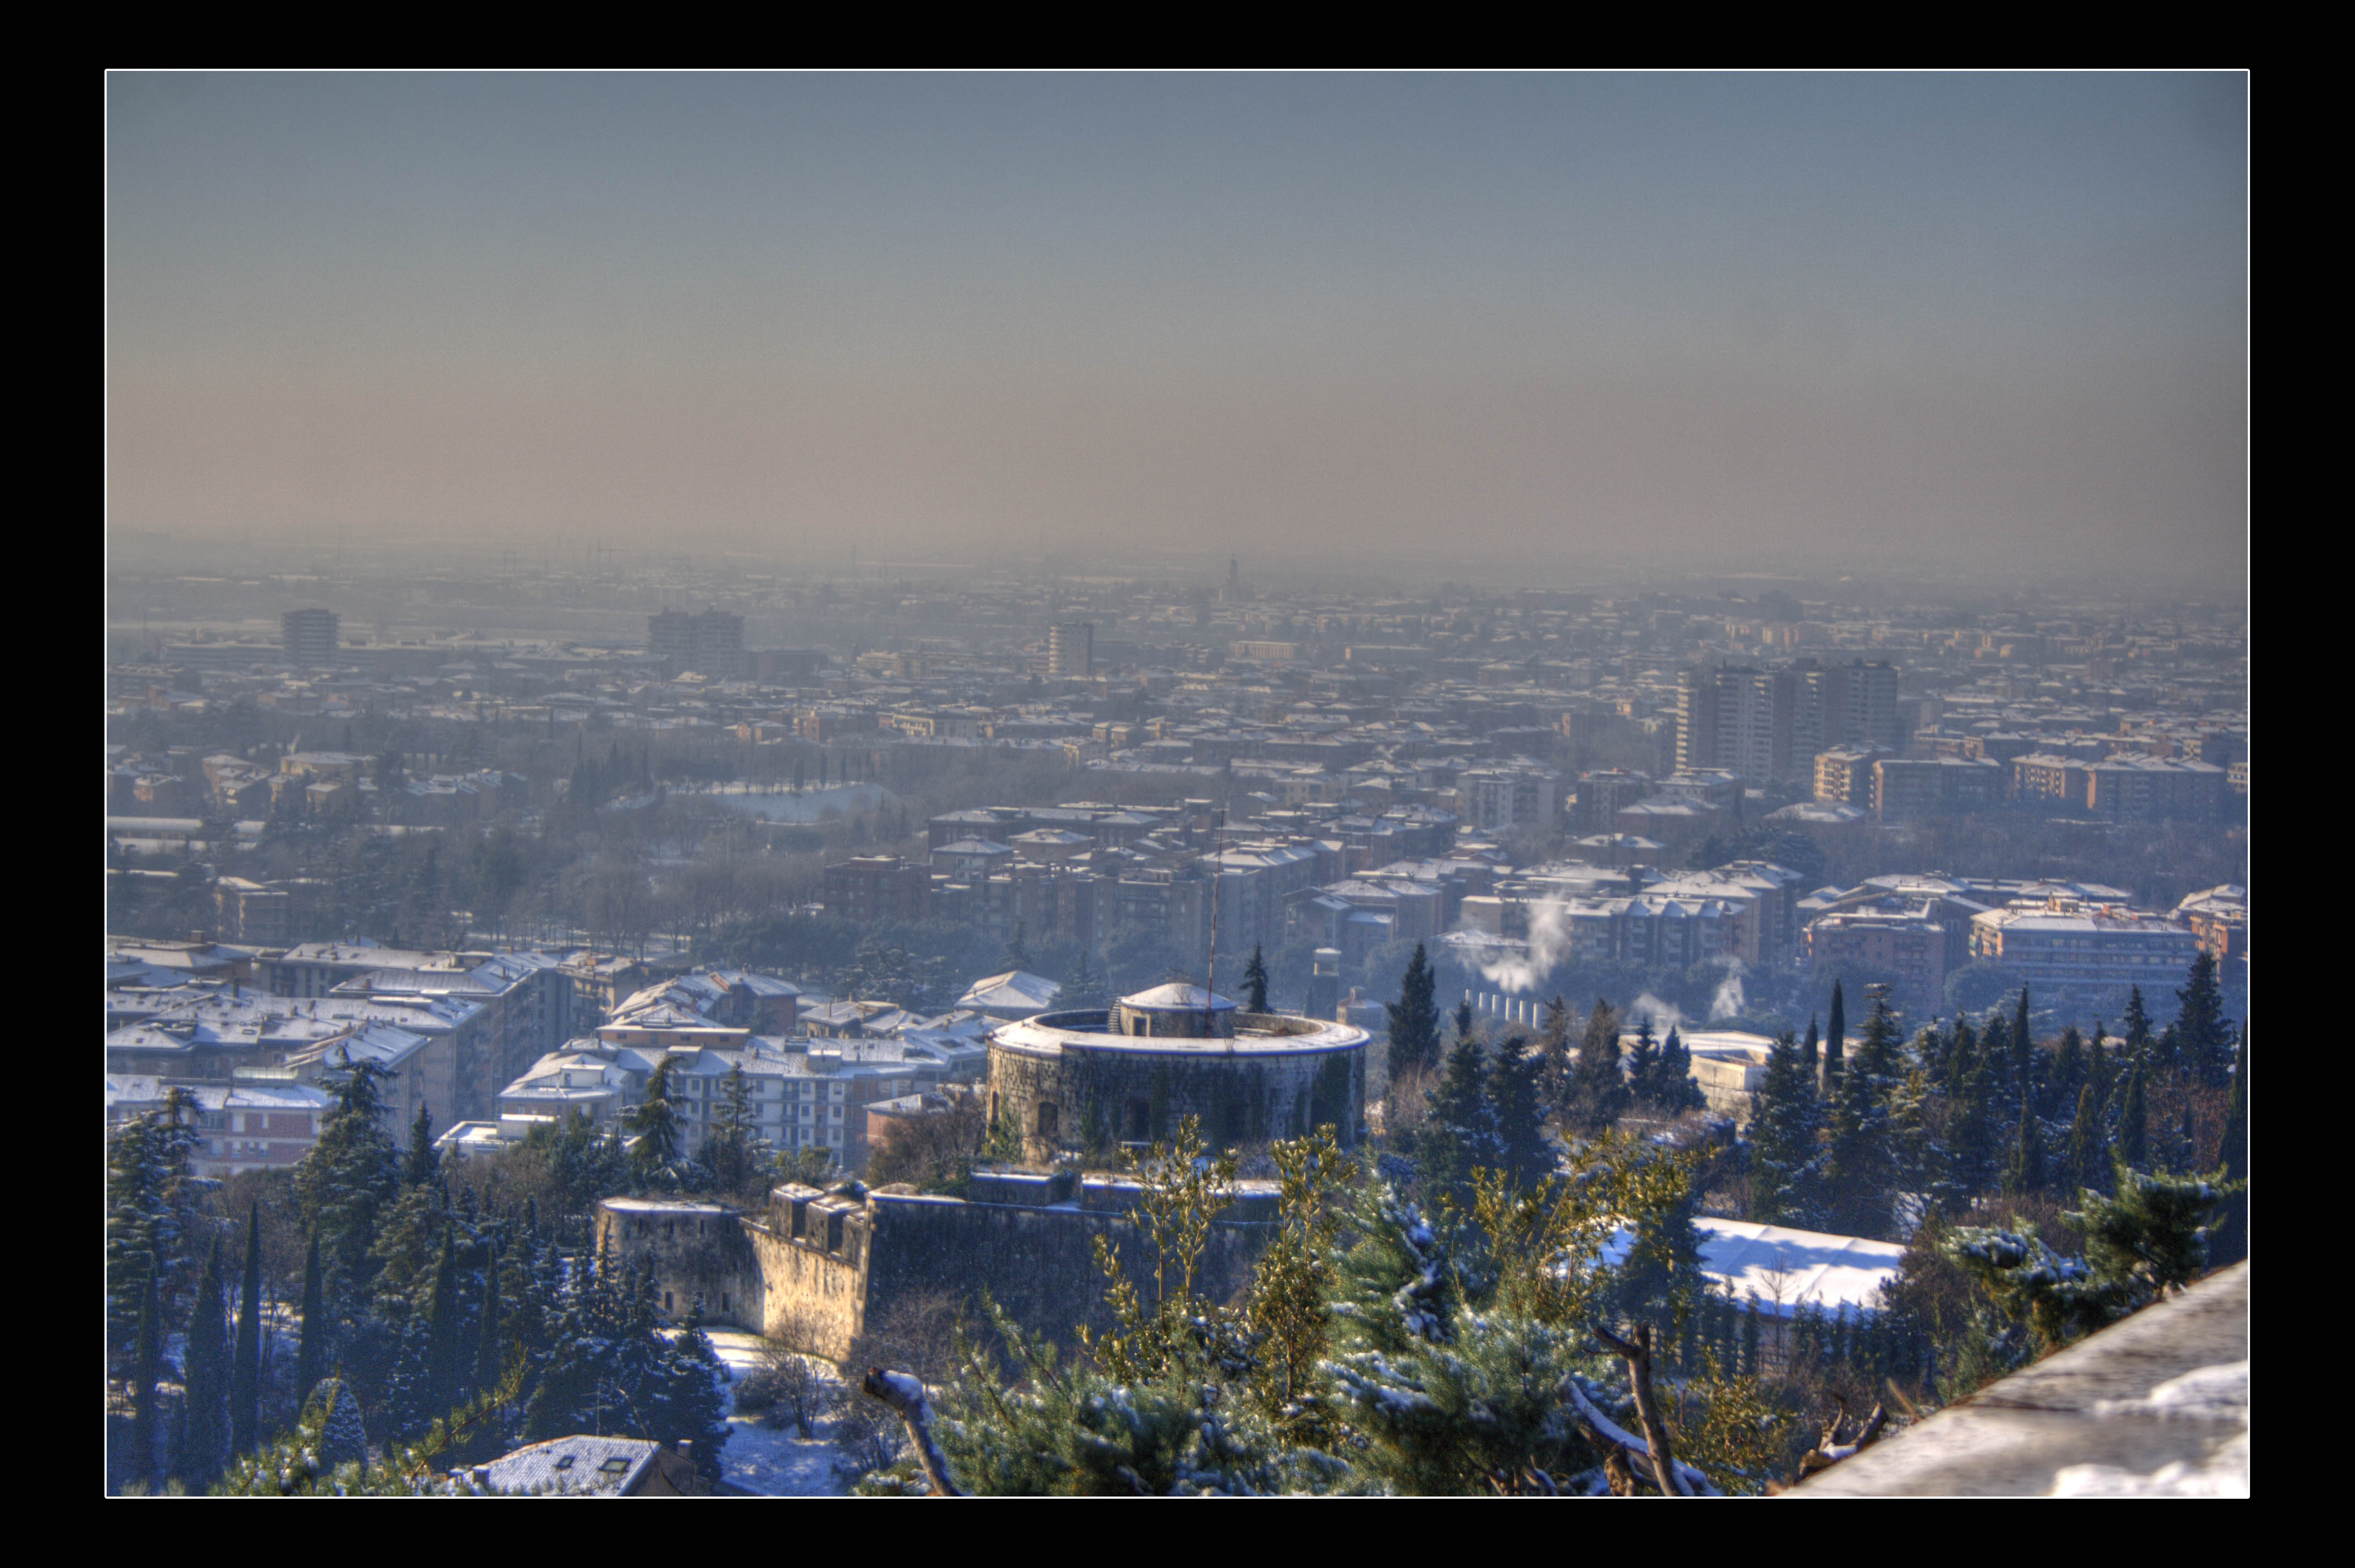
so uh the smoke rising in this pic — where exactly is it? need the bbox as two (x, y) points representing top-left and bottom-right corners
(1477, 898), (1569, 994)
(1709, 959), (1747, 1021)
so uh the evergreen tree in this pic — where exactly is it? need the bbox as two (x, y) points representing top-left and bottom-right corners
(1535, 995), (1574, 1118)
(624, 1056), (685, 1188)
(1615, 1165), (1708, 1367)
(105, 1090), (203, 1373)
(1383, 943), (1442, 1081)
(1741, 1294), (1762, 1378)
(1416, 1033), (1498, 1210)
(1855, 985), (1903, 1083)
(231, 1201), (263, 1457)
(1750, 1032), (1823, 1228)
(297, 1050), (403, 1322)
(2066, 1085), (2108, 1198)
(477, 1241), (505, 1399)
(2088, 1023), (2111, 1106)
(1624, 1017), (1661, 1111)
(1656, 1026), (1706, 1113)
(1940, 1054), (1999, 1214)
(1564, 999), (1629, 1136)
(2212, 1029), (2248, 1265)
(178, 1234), (232, 1488)
(132, 1260), (161, 1485)
(426, 1228), (467, 1417)
(1241, 944), (1270, 1014)
(2003, 1090), (2046, 1198)
(295, 1232), (326, 1410)
(1823, 982), (1847, 1097)
(2115, 1051), (2150, 1169)
(2011, 987), (2036, 1097)
(702, 1062), (766, 1200)
(2177, 953), (2234, 1088)
(1822, 1029), (1893, 1240)
(1485, 1035), (1552, 1189)
(1802, 1016), (1821, 1095)
(2122, 986), (2152, 1061)
(1003, 921), (1033, 973)
(2050, 1025), (2086, 1120)
(403, 1102), (439, 1188)
(310, 1378), (368, 1476)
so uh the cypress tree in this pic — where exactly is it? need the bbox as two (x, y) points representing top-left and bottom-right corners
(1802, 1015), (1822, 1095)
(1536, 995), (1573, 1117)
(1855, 984), (1902, 1083)
(2115, 1052), (2150, 1169)
(2004, 1089), (2046, 1197)
(2212, 1029), (2248, 1265)
(1824, 982), (1847, 1096)
(231, 1201), (262, 1456)
(477, 1241), (505, 1397)
(2067, 1084), (2108, 1198)
(132, 1258), (161, 1484)
(1384, 943), (1442, 1080)
(404, 1102), (439, 1188)
(1241, 944), (1270, 1014)
(426, 1227), (465, 1416)
(2012, 987), (2035, 1094)
(178, 1234), (231, 1488)
(2089, 1023), (2111, 1106)
(1741, 1294), (1762, 1377)
(294, 1232), (326, 1410)
(2051, 1025), (2085, 1119)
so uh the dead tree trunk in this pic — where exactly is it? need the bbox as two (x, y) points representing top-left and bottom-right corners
(1593, 1323), (1689, 1497)
(863, 1368), (964, 1497)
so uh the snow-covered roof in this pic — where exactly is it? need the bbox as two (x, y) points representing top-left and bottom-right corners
(955, 970), (1061, 1017)
(1598, 1217), (1906, 1320)
(480, 1434), (664, 1495)
(1119, 983), (1236, 1012)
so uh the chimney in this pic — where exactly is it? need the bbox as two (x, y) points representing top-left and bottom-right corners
(676, 1439), (692, 1460)
(470, 1465), (490, 1487)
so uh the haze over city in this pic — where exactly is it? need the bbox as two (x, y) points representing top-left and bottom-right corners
(108, 73), (2246, 594)
(104, 72), (2250, 1500)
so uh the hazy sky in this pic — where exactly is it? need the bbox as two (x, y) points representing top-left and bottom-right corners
(107, 73), (2247, 585)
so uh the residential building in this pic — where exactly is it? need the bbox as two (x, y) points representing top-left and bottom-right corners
(823, 855), (931, 924)
(281, 608), (339, 667)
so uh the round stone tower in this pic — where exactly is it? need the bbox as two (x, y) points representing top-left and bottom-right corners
(986, 985), (1369, 1161)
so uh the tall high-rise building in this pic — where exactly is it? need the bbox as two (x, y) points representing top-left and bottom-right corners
(1679, 658), (1902, 783)
(282, 608), (339, 667)
(649, 608), (744, 679)
(1047, 621), (1094, 679)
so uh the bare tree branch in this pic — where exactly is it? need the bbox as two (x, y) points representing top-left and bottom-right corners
(1591, 1323), (1690, 1497)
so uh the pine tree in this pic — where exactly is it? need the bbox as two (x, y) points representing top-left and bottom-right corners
(403, 1102), (439, 1188)
(625, 1056), (685, 1188)
(231, 1201), (263, 1457)
(178, 1234), (232, 1488)
(2066, 1085), (2108, 1199)
(1485, 1035), (1552, 1189)
(2088, 1023), (2111, 1106)
(1416, 1033), (1497, 1210)
(2177, 953), (2234, 1088)
(1536, 995), (1574, 1118)
(1657, 1026), (1706, 1113)
(106, 1090), (203, 1374)
(310, 1378), (368, 1475)
(295, 1232), (327, 1411)
(1823, 1027), (1893, 1240)
(1823, 982), (1847, 1097)
(477, 1240), (505, 1398)
(1241, 944), (1270, 1014)
(2122, 986), (2152, 1061)
(2211, 1029), (2248, 1265)
(297, 1050), (403, 1321)
(1855, 985), (1903, 1083)
(1624, 1016), (1661, 1111)
(1940, 1054), (1999, 1214)
(1565, 999), (1629, 1136)
(1750, 1032), (1823, 1228)
(1384, 943), (1442, 1081)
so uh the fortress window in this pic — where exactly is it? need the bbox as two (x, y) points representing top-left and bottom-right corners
(1128, 1098), (1151, 1139)
(1036, 1101), (1060, 1140)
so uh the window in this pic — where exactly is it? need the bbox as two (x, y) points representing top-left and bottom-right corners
(553, 1455), (575, 1471)
(599, 1457), (632, 1475)
(1036, 1102), (1060, 1140)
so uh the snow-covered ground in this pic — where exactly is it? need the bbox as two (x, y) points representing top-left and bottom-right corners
(701, 1330), (862, 1497)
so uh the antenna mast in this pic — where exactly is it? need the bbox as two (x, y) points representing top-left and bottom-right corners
(1201, 807), (1226, 1035)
